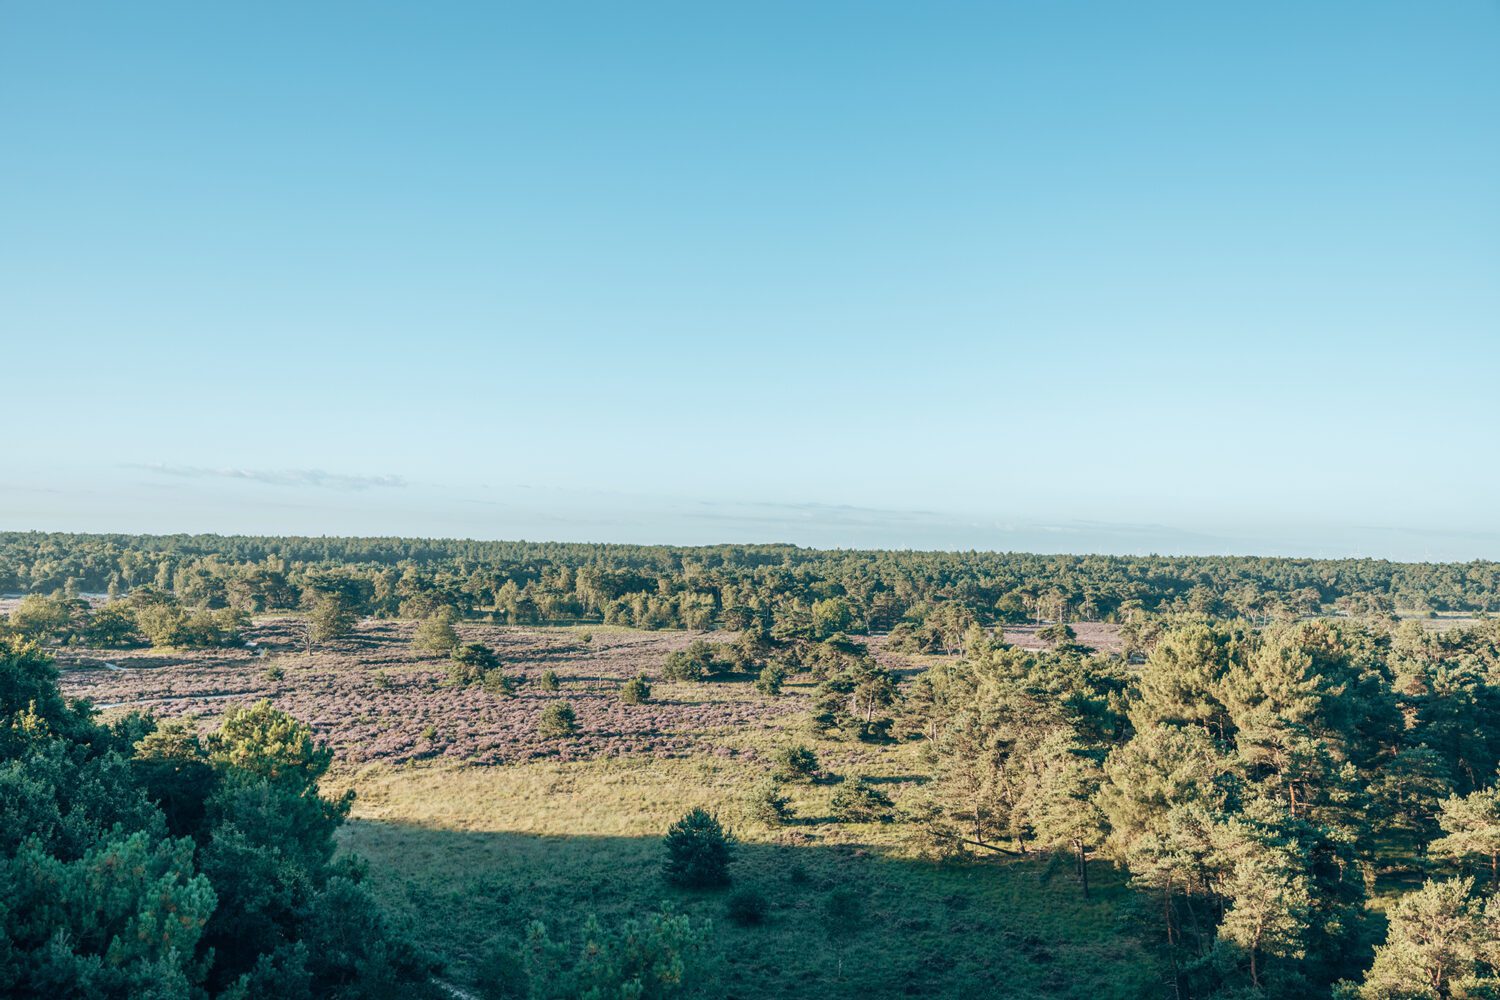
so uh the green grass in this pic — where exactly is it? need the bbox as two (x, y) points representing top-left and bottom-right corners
(334, 756), (1167, 999)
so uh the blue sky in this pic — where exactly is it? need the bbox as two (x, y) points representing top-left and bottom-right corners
(2, 2), (1497, 558)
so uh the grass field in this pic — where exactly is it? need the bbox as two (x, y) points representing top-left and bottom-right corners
(332, 757), (1167, 1000)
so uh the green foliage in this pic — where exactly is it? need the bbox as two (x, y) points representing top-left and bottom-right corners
(746, 777), (793, 825)
(661, 640), (723, 681)
(538, 669), (560, 692)
(0, 643), (437, 998)
(83, 602), (145, 647)
(414, 611), (459, 653)
(831, 779), (894, 823)
(478, 905), (709, 1000)
(132, 597), (247, 650)
(306, 593), (357, 646)
(1429, 778), (1500, 890)
(662, 808), (732, 888)
(1349, 877), (1500, 998)
(771, 745), (819, 783)
(810, 658), (898, 740)
(753, 663), (786, 696)
(537, 702), (578, 739)
(449, 642), (505, 690)
(1037, 621), (1077, 648)
(620, 672), (652, 705)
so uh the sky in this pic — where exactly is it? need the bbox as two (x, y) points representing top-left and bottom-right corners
(1, 2), (1497, 559)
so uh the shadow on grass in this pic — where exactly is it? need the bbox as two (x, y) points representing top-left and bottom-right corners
(339, 819), (1166, 1000)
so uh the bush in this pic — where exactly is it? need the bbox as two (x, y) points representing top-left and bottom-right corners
(661, 640), (722, 681)
(1037, 621), (1077, 648)
(537, 702), (578, 738)
(481, 905), (708, 1000)
(831, 778), (894, 823)
(772, 745), (820, 783)
(726, 888), (770, 926)
(414, 612), (459, 653)
(263, 664), (285, 682)
(747, 777), (793, 825)
(754, 663), (786, 696)
(620, 672), (652, 705)
(663, 808), (733, 888)
(481, 668), (516, 697)
(539, 669), (560, 692)
(448, 642), (501, 685)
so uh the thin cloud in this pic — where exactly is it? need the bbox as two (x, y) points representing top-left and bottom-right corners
(131, 464), (406, 492)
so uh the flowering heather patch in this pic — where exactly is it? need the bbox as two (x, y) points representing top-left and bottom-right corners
(57, 619), (806, 767)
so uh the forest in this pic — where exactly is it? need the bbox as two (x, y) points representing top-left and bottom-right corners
(4, 530), (1499, 632)
(3, 532), (1500, 998)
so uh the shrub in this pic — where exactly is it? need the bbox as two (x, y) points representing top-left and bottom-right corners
(831, 778), (894, 823)
(747, 777), (793, 825)
(663, 808), (733, 888)
(484, 905), (708, 1000)
(537, 702), (578, 738)
(448, 642), (501, 685)
(754, 663), (786, 696)
(539, 669), (560, 692)
(414, 612), (459, 653)
(772, 745), (820, 783)
(481, 668), (516, 697)
(263, 664), (285, 682)
(83, 603), (144, 647)
(372, 669), (392, 690)
(1037, 621), (1077, 648)
(726, 888), (770, 926)
(661, 640), (722, 681)
(620, 672), (652, 705)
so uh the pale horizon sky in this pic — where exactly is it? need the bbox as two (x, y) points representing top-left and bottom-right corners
(2, 2), (1497, 561)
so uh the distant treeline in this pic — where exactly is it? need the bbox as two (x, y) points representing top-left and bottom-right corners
(3, 532), (1498, 631)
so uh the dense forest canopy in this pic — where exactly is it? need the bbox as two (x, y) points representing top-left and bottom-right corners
(3, 533), (1498, 632)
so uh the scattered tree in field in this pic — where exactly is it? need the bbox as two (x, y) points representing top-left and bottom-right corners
(772, 745), (820, 783)
(449, 641), (502, 686)
(482, 668), (516, 697)
(305, 592), (357, 651)
(1036, 621), (1077, 648)
(662, 640), (723, 681)
(539, 668), (560, 691)
(831, 778), (894, 823)
(811, 659), (899, 740)
(621, 672), (652, 705)
(537, 702), (578, 738)
(414, 611), (459, 653)
(663, 808), (732, 888)
(747, 777), (793, 825)
(754, 662), (786, 696)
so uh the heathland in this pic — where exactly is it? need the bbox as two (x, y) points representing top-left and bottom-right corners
(3, 533), (1500, 998)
